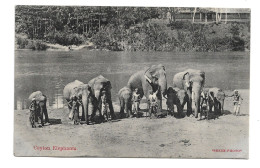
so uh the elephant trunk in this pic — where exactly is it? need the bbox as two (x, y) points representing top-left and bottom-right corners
(94, 90), (100, 101)
(124, 98), (129, 116)
(159, 78), (167, 99)
(193, 88), (201, 118)
(177, 103), (183, 114)
(82, 94), (89, 124)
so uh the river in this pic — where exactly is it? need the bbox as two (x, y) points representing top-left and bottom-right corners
(15, 50), (250, 110)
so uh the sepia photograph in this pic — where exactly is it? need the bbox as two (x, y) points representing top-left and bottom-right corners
(14, 5), (250, 158)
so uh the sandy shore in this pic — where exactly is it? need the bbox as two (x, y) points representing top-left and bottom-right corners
(14, 89), (249, 158)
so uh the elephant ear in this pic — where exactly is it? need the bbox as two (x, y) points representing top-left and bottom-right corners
(145, 65), (158, 82)
(76, 84), (92, 98)
(105, 81), (112, 90)
(149, 65), (162, 79)
(182, 72), (193, 88)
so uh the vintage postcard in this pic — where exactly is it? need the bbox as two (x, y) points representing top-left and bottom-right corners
(14, 6), (250, 158)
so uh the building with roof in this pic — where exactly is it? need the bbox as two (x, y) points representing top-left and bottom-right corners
(170, 7), (250, 23)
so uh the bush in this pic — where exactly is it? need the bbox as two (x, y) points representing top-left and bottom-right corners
(16, 37), (28, 49)
(16, 36), (48, 50)
(45, 31), (84, 46)
(170, 21), (191, 30)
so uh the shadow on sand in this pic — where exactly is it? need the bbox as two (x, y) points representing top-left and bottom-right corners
(46, 118), (62, 125)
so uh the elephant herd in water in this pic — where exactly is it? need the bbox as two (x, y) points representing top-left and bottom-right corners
(28, 64), (226, 127)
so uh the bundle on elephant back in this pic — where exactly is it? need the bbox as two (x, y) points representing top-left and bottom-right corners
(28, 91), (49, 128)
(88, 75), (116, 121)
(127, 64), (167, 113)
(118, 86), (132, 118)
(173, 69), (205, 118)
(166, 87), (188, 117)
(207, 87), (225, 117)
(63, 80), (94, 125)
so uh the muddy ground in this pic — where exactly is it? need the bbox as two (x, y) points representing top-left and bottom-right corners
(14, 90), (249, 158)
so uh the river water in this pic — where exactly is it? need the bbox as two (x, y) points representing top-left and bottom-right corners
(15, 50), (250, 110)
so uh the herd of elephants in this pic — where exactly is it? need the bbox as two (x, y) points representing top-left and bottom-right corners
(28, 64), (227, 127)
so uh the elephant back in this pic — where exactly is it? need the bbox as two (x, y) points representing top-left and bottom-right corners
(173, 71), (186, 89)
(29, 91), (43, 101)
(63, 80), (84, 100)
(127, 70), (145, 91)
(88, 75), (111, 90)
(118, 86), (132, 99)
(173, 69), (205, 88)
(216, 89), (225, 101)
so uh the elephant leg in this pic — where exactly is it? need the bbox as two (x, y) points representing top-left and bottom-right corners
(128, 104), (132, 118)
(172, 104), (175, 116)
(68, 103), (74, 120)
(220, 101), (224, 115)
(186, 100), (192, 116)
(89, 102), (96, 122)
(81, 105), (85, 121)
(74, 108), (79, 125)
(38, 108), (44, 126)
(107, 99), (115, 119)
(119, 99), (125, 116)
(43, 106), (49, 123)
(207, 109), (209, 120)
(148, 103), (152, 118)
(125, 100), (130, 118)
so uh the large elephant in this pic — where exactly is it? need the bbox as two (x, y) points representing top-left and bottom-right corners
(127, 64), (167, 111)
(208, 87), (225, 116)
(173, 69), (205, 118)
(118, 86), (132, 118)
(63, 80), (93, 125)
(28, 91), (49, 127)
(166, 87), (189, 117)
(88, 75), (115, 120)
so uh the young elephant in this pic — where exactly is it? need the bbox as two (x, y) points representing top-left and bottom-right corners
(166, 87), (189, 117)
(208, 87), (225, 116)
(118, 86), (132, 118)
(28, 91), (49, 127)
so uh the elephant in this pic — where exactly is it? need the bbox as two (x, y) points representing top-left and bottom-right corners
(28, 91), (49, 127)
(127, 64), (167, 112)
(88, 75), (115, 120)
(118, 86), (132, 118)
(207, 87), (225, 116)
(63, 80), (93, 125)
(166, 87), (189, 117)
(173, 69), (205, 118)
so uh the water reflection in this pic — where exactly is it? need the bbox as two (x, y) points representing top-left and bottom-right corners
(14, 50), (250, 110)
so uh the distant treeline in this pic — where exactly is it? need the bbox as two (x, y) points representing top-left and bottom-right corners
(15, 6), (250, 51)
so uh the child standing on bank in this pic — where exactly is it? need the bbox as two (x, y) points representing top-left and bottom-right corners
(229, 90), (243, 116)
(148, 90), (159, 117)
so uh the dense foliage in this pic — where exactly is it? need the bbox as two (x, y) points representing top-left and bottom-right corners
(15, 6), (250, 51)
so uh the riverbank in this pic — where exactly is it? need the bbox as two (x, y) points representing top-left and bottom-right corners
(15, 34), (95, 51)
(14, 89), (249, 158)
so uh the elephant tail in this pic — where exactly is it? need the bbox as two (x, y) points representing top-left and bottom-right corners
(200, 71), (206, 87)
